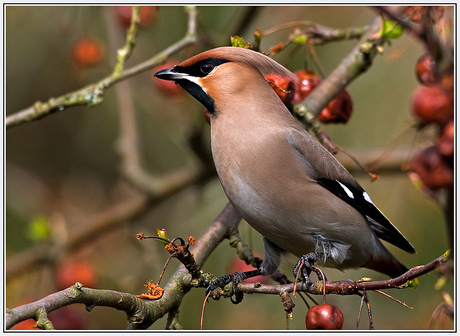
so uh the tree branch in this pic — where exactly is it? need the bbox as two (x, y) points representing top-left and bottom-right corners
(233, 251), (449, 297)
(5, 283), (150, 330)
(6, 202), (242, 330)
(5, 6), (198, 129)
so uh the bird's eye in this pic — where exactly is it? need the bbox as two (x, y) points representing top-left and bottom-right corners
(200, 62), (215, 75)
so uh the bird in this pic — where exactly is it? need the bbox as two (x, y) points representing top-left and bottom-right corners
(154, 46), (415, 303)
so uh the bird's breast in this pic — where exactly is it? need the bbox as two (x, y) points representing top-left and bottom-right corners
(210, 121), (313, 241)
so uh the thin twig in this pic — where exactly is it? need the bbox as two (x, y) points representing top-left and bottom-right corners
(158, 255), (174, 286)
(356, 293), (365, 329)
(373, 289), (413, 309)
(364, 290), (375, 330)
(200, 291), (212, 330)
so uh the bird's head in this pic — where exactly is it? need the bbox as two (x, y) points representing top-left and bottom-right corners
(154, 47), (297, 116)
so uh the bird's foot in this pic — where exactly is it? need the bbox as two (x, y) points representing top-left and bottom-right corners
(206, 269), (260, 304)
(293, 253), (328, 290)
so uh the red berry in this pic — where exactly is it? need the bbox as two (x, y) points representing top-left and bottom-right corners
(57, 260), (98, 290)
(11, 319), (37, 330)
(305, 304), (344, 330)
(115, 6), (158, 29)
(318, 90), (353, 124)
(439, 71), (454, 94)
(292, 70), (321, 103)
(152, 62), (185, 97)
(412, 146), (453, 191)
(71, 37), (105, 68)
(264, 73), (295, 105)
(437, 119), (454, 157)
(415, 53), (437, 85)
(411, 85), (453, 125)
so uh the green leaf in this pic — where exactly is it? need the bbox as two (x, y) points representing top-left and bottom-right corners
(230, 36), (251, 49)
(292, 33), (307, 45)
(380, 20), (404, 39)
(156, 228), (170, 246)
(403, 277), (419, 289)
(26, 215), (52, 242)
(253, 29), (262, 47)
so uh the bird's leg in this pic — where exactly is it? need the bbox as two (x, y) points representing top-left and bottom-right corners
(206, 269), (261, 304)
(293, 252), (328, 289)
(206, 238), (283, 304)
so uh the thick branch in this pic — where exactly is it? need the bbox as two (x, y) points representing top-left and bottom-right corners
(5, 283), (151, 330)
(127, 202), (241, 330)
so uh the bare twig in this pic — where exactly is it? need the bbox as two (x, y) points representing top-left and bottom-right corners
(373, 289), (413, 309)
(364, 291), (375, 330)
(306, 23), (367, 45)
(262, 19), (366, 45)
(200, 291), (212, 330)
(356, 293), (365, 329)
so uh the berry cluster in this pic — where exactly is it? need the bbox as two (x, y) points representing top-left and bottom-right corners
(265, 70), (353, 124)
(410, 58), (454, 192)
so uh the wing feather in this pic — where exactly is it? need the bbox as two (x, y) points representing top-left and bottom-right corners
(287, 129), (415, 254)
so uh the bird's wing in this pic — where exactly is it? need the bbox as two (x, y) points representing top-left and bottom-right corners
(286, 128), (415, 254)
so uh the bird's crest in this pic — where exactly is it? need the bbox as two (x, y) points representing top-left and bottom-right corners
(179, 47), (298, 84)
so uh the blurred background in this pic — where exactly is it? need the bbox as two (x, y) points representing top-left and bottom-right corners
(6, 6), (454, 330)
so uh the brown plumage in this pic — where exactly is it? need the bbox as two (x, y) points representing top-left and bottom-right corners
(155, 47), (415, 301)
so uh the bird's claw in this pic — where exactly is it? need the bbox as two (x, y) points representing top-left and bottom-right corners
(206, 270), (260, 304)
(293, 253), (328, 289)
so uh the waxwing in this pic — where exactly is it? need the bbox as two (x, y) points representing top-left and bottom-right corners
(155, 46), (415, 303)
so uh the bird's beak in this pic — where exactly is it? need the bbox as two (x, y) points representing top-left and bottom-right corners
(154, 67), (186, 81)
